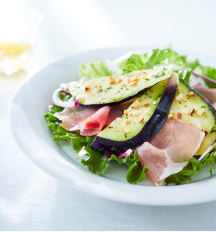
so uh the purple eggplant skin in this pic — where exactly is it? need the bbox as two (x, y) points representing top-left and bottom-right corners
(90, 73), (179, 154)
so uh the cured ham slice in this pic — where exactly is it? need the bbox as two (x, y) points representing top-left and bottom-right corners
(55, 105), (99, 131)
(80, 106), (111, 136)
(212, 102), (216, 109)
(136, 119), (205, 185)
(195, 87), (216, 104)
(104, 105), (124, 127)
(55, 105), (124, 136)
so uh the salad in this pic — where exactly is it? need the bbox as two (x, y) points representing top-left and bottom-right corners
(45, 48), (216, 186)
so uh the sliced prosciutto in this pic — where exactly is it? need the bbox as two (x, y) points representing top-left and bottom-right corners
(55, 105), (99, 131)
(136, 119), (205, 185)
(212, 102), (216, 109)
(195, 87), (216, 104)
(195, 87), (216, 109)
(55, 105), (124, 136)
(104, 105), (124, 127)
(80, 106), (112, 136)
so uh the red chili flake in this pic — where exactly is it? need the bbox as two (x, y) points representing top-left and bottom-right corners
(177, 112), (182, 119)
(190, 108), (195, 116)
(60, 90), (70, 94)
(204, 130), (209, 136)
(140, 118), (144, 123)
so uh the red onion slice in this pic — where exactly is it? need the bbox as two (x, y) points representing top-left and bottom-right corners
(52, 87), (77, 108)
(193, 83), (201, 88)
(192, 72), (216, 86)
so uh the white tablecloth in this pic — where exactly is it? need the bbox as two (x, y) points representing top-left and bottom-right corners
(1, 0), (216, 230)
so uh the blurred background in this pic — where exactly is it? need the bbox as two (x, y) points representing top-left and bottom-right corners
(1, 0), (216, 230)
(1, 0), (216, 117)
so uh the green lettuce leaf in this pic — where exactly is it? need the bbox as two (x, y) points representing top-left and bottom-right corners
(81, 149), (148, 184)
(58, 92), (72, 102)
(45, 105), (147, 184)
(121, 48), (202, 84)
(165, 146), (216, 185)
(199, 66), (216, 88)
(176, 68), (192, 83)
(122, 48), (185, 74)
(79, 58), (113, 79)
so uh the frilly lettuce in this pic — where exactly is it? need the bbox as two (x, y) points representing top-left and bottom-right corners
(45, 47), (216, 186)
(44, 104), (147, 184)
(79, 58), (114, 79)
(166, 146), (216, 185)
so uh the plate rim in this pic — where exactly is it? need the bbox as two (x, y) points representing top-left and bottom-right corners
(9, 46), (216, 206)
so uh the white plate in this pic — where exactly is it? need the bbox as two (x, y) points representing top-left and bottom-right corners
(9, 46), (216, 206)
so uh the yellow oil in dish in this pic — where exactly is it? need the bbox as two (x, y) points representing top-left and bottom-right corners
(0, 42), (32, 74)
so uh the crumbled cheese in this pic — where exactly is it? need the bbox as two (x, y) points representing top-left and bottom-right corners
(109, 77), (115, 84)
(197, 108), (205, 117)
(132, 110), (138, 116)
(126, 119), (130, 125)
(134, 101), (138, 107)
(129, 81), (137, 86)
(187, 91), (195, 98)
(153, 101), (157, 105)
(124, 110), (129, 115)
(131, 75), (139, 82)
(176, 93), (183, 101)
(182, 109), (188, 114)
(116, 78), (122, 84)
(124, 129), (130, 133)
(170, 110), (175, 115)
(128, 112), (132, 117)
(168, 114), (173, 119)
(142, 102), (150, 107)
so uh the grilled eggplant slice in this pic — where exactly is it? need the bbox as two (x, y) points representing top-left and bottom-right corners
(168, 80), (216, 155)
(90, 72), (179, 153)
(68, 66), (173, 106)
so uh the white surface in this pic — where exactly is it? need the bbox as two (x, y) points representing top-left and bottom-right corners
(1, 0), (216, 230)
(9, 46), (216, 207)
